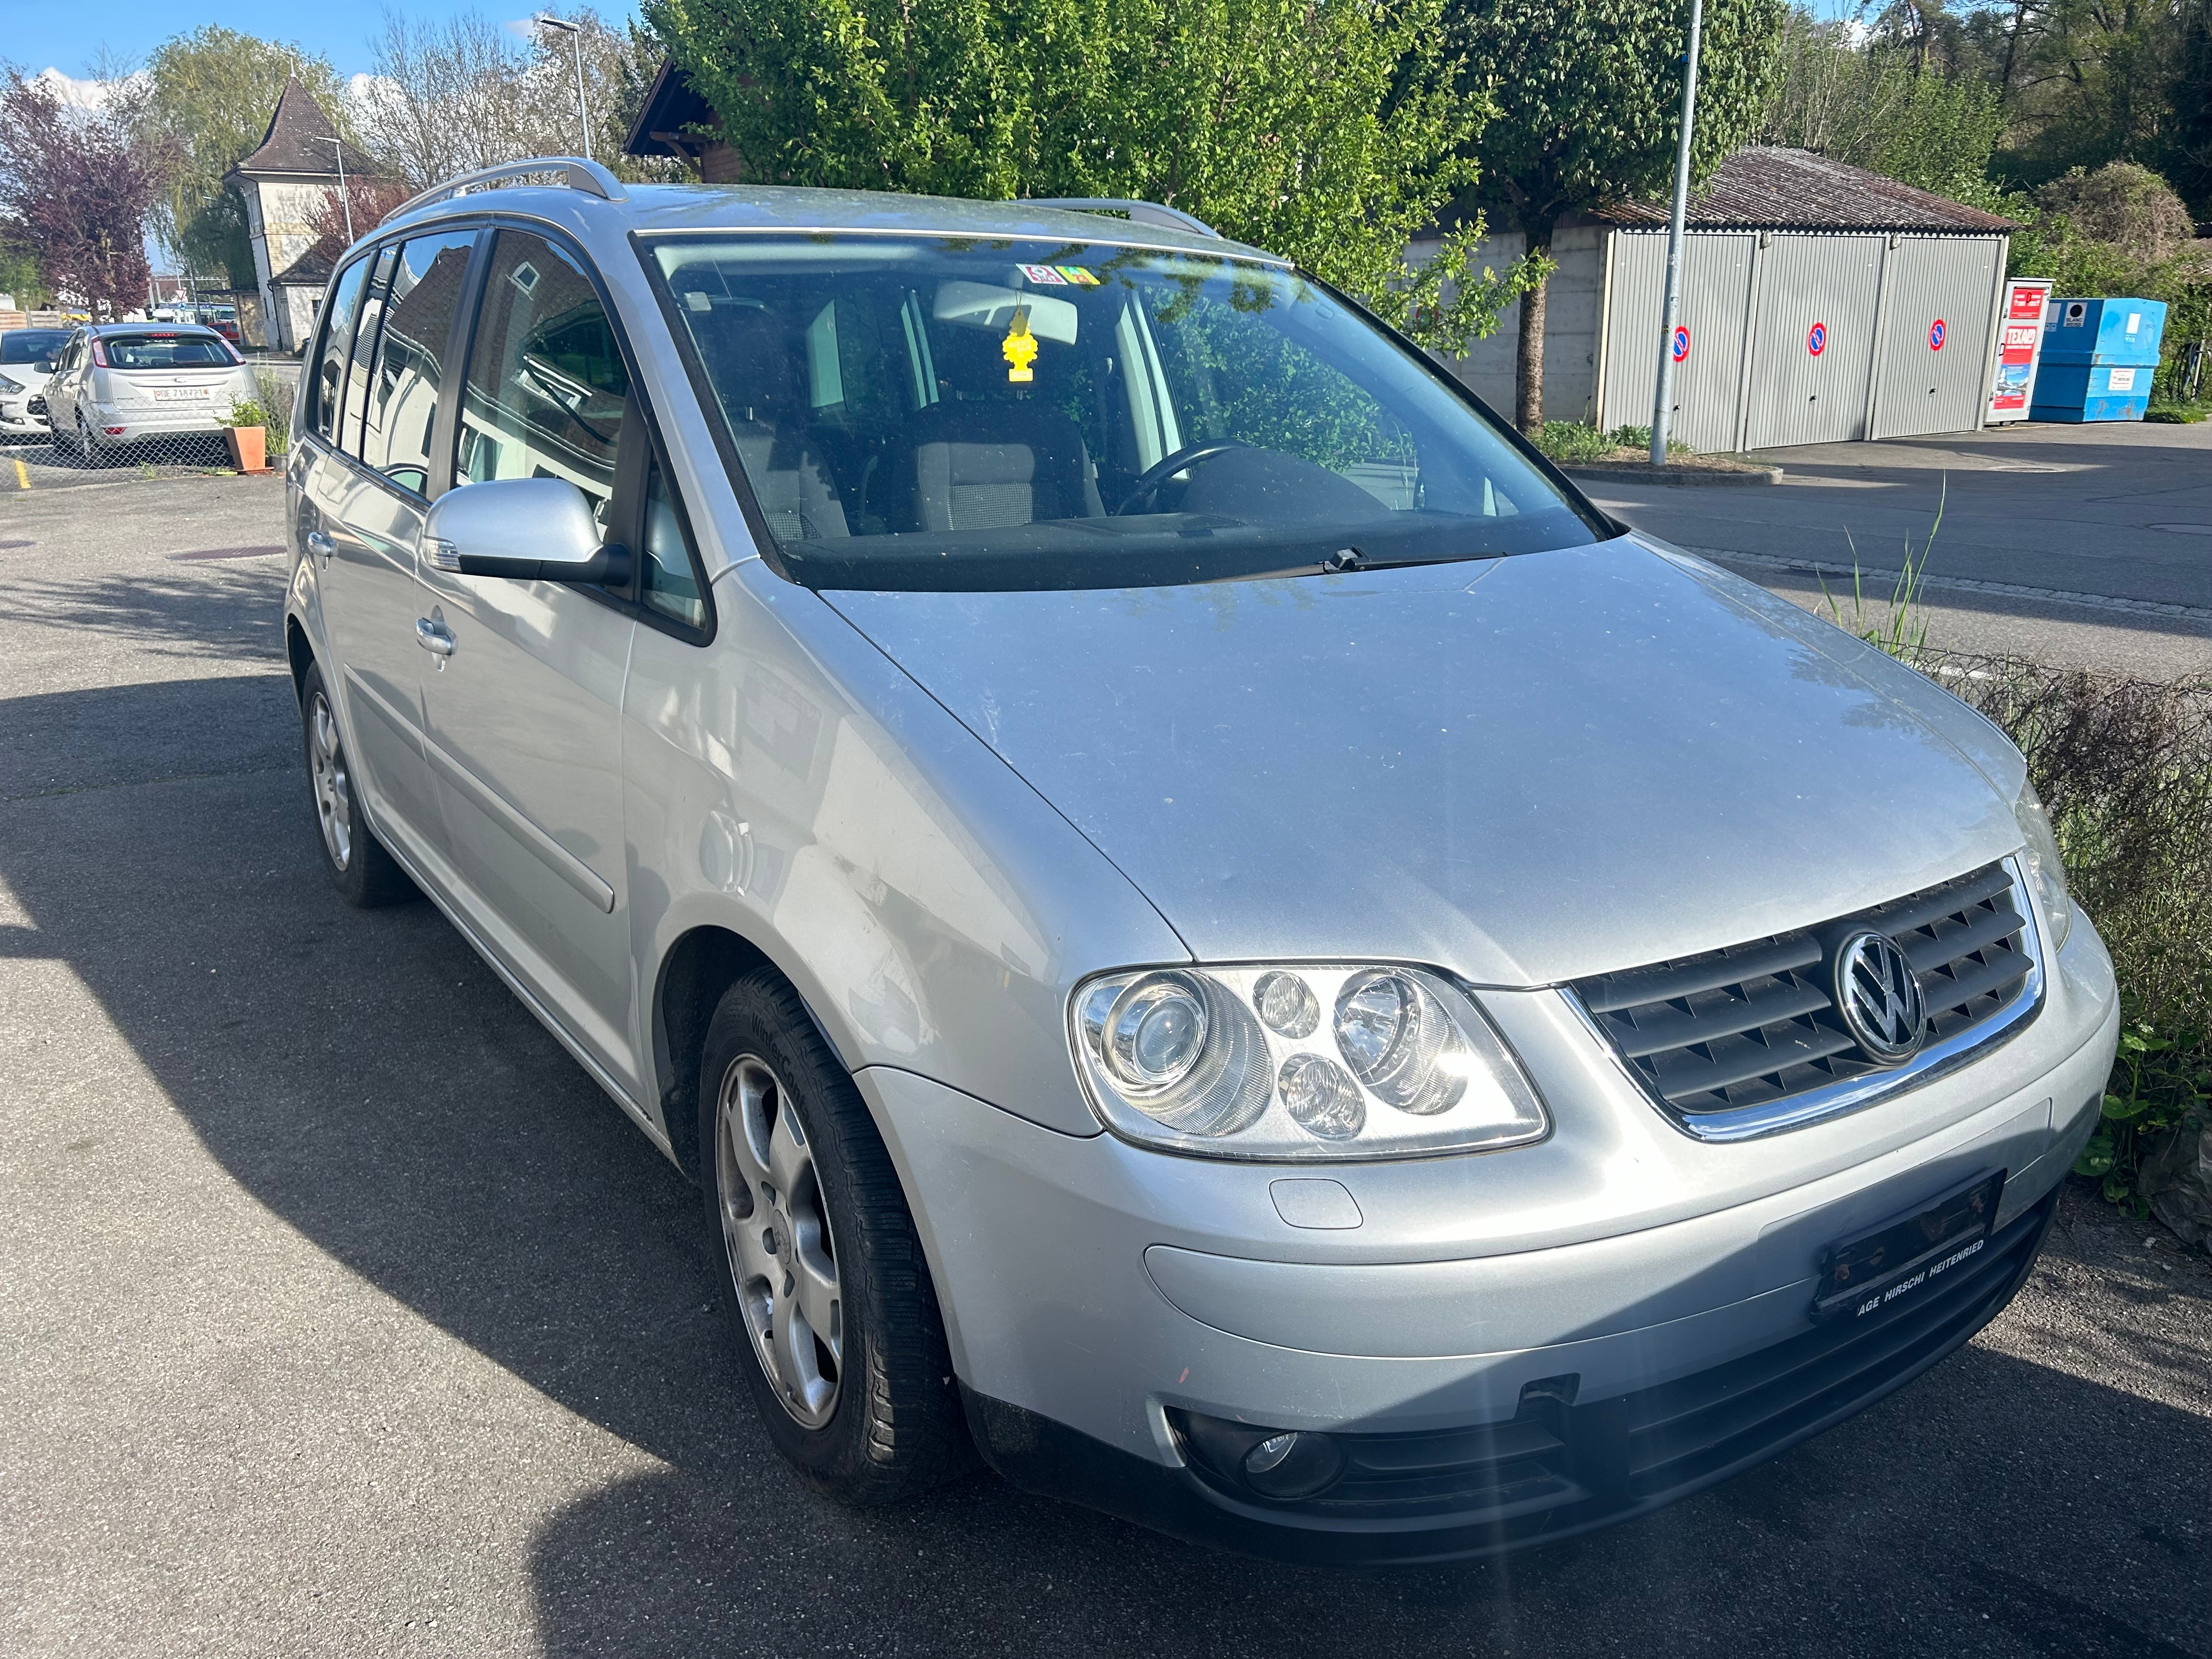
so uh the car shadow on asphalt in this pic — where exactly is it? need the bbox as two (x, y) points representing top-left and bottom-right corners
(2, 673), (2206, 1659)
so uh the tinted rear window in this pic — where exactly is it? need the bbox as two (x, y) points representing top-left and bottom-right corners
(103, 334), (235, 369)
(1, 331), (69, 364)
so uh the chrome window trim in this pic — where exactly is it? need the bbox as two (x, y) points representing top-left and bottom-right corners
(1564, 855), (2047, 1144)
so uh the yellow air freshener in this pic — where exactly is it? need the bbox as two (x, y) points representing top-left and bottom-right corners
(1002, 307), (1039, 383)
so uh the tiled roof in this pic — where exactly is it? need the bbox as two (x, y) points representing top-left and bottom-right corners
(1596, 147), (2015, 234)
(232, 79), (378, 179)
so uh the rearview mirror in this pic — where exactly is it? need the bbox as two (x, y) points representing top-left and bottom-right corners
(421, 477), (630, 585)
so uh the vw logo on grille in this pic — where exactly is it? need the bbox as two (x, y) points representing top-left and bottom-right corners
(1835, 930), (1927, 1064)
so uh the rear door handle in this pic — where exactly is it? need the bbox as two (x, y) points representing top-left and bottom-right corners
(305, 530), (334, 566)
(415, 617), (456, 657)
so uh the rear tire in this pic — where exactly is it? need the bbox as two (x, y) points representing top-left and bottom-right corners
(298, 662), (414, 908)
(698, 968), (967, 1505)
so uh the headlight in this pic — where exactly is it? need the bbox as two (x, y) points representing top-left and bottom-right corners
(1070, 964), (1548, 1160)
(0, 375), (19, 394)
(2012, 775), (2072, 951)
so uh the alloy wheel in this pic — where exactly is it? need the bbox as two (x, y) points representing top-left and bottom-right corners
(715, 1053), (844, 1428)
(308, 690), (354, 871)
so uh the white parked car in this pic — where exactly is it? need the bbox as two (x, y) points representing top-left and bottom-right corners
(0, 327), (72, 436)
(41, 323), (258, 463)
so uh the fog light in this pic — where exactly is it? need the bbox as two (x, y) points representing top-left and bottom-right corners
(1239, 1429), (1346, 1500)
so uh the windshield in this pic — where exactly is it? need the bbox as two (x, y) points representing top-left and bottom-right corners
(647, 236), (1602, 592)
(1, 331), (69, 364)
(103, 332), (235, 369)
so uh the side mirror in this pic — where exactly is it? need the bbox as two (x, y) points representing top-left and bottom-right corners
(33, 357), (54, 374)
(421, 477), (630, 584)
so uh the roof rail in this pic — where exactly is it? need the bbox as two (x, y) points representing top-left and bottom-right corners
(1024, 198), (1221, 239)
(391, 156), (628, 221)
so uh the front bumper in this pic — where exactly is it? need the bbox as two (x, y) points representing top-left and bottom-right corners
(857, 916), (2117, 1562)
(962, 1182), (2062, 1565)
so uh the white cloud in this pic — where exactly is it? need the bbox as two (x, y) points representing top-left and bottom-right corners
(31, 67), (120, 110)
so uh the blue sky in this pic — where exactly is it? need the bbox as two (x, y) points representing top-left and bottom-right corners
(15, 0), (1867, 82)
(5, 2), (642, 82)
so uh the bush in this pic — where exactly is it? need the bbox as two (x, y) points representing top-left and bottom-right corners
(1532, 420), (1615, 462)
(253, 371), (292, 456)
(1914, 652), (2212, 1216)
(1531, 421), (1690, 462)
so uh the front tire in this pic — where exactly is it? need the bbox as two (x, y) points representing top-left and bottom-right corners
(699, 969), (966, 1505)
(298, 662), (414, 907)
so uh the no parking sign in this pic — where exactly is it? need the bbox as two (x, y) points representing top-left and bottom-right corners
(1672, 325), (1690, 362)
(1807, 321), (1828, 357)
(1929, 318), (1947, 351)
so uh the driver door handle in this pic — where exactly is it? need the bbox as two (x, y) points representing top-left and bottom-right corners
(305, 530), (334, 567)
(415, 617), (456, 657)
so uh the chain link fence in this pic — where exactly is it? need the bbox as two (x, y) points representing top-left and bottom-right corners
(2, 362), (297, 494)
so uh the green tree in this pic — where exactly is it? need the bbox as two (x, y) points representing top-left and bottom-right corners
(642, 0), (1541, 351)
(1444, 0), (1785, 428)
(1765, 8), (2006, 199)
(142, 27), (350, 287)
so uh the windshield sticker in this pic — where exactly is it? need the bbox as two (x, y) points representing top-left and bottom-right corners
(1003, 306), (1039, 382)
(1056, 266), (1101, 286)
(1017, 263), (1068, 285)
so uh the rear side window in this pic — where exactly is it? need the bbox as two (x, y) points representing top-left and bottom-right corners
(101, 333), (236, 368)
(309, 257), (371, 444)
(359, 232), (476, 495)
(456, 230), (628, 523)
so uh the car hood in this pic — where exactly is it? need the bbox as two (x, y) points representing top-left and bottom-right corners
(823, 535), (2022, 986)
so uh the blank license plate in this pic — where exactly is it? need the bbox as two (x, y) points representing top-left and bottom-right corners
(1812, 1169), (2005, 1324)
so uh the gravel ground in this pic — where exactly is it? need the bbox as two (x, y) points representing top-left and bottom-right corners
(0, 475), (2206, 1657)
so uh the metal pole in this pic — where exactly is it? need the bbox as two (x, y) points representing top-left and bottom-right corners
(573, 31), (590, 161)
(535, 16), (591, 161)
(1650, 0), (1705, 467)
(315, 135), (355, 244)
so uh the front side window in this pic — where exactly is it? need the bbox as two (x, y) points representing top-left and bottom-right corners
(0, 330), (69, 365)
(360, 231), (476, 494)
(310, 257), (371, 444)
(639, 459), (706, 628)
(647, 235), (1603, 591)
(456, 230), (628, 524)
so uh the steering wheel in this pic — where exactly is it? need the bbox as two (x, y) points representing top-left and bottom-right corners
(1115, 439), (1249, 516)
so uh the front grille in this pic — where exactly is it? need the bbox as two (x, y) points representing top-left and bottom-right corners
(1573, 861), (2038, 1126)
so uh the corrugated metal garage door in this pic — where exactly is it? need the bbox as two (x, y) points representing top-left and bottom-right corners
(1871, 237), (2004, 439)
(1745, 234), (1885, 448)
(1599, 229), (1757, 452)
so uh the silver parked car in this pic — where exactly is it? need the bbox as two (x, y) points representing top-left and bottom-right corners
(42, 321), (258, 462)
(281, 159), (2118, 1563)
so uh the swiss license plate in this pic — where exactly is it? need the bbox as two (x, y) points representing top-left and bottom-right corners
(153, 387), (210, 402)
(1812, 1169), (2005, 1324)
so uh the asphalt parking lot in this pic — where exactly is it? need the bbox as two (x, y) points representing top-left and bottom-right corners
(1, 470), (2208, 1657)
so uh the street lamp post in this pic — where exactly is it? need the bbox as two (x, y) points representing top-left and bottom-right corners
(1650, 0), (1705, 467)
(533, 13), (592, 161)
(313, 134), (356, 245)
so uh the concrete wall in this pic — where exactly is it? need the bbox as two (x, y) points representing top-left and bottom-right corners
(1411, 225), (1606, 424)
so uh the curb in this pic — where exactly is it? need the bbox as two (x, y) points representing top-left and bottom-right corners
(1563, 462), (1782, 487)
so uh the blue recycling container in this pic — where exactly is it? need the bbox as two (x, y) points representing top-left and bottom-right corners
(2039, 297), (2167, 366)
(2029, 362), (2152, 422)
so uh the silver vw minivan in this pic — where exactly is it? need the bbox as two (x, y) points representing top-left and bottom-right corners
(281, 159), (2118, 1563)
